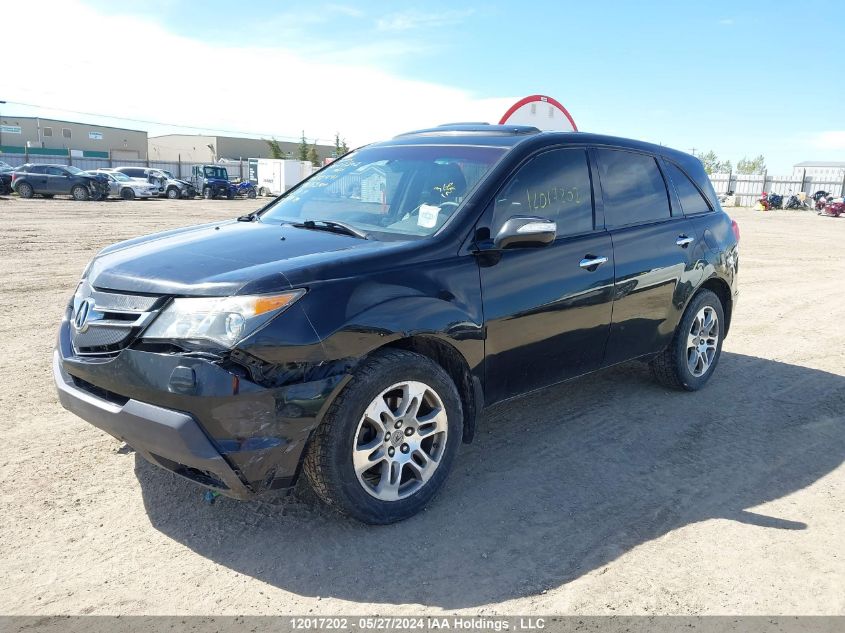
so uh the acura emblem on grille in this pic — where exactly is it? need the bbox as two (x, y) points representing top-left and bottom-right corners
(73, 297), (96, 333)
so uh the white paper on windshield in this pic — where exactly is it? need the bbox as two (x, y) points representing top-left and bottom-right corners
(418, 204), (440, 229)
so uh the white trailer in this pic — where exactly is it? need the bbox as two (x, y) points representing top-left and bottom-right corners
(248, 158), (314, 196)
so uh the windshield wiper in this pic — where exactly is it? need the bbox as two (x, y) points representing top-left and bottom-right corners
(292, 219), (369, 239)
(237, 211), (260, 222)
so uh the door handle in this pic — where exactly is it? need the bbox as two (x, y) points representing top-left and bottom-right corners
(579, 255), (608, 270)
(676, 235), (694, 248)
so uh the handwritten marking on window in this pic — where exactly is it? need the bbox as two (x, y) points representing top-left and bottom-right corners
(526, 186), (580, 211)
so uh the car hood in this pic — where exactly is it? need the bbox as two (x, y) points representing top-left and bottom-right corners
(88, 219), (405, 296)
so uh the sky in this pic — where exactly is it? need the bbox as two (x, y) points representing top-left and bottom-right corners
(3, 0), (845, 173)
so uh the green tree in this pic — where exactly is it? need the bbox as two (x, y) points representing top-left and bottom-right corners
(334, 132), (350, 158)
(308, 143), (320, 166)
(265, 138), (284, 159)
(298, 131), (309, 162)
(737, 155), (766, 175)
(700, 151), (719, 175)
(700, 151), (733, 174)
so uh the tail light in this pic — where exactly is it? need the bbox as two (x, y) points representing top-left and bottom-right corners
(731, 219), (740, 242)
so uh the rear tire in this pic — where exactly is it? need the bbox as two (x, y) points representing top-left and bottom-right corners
(17, 182), (34, 198)
(650, 289), (725, 391)
(71, 185), (89, 201)
(304, 349), (462, 524)
(248, 189), (257, 199)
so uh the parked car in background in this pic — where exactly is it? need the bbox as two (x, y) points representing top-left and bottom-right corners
(113, 166), (196, 199)
(190, 164), (236, 199)
(12, 164), (109, 200)
(54, 124), (740, 524)
(86, 170), (159, 200)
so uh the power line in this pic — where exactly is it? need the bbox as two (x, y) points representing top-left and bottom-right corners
(1, 99), (325, 142)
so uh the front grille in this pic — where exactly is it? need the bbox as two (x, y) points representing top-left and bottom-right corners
(90, 289), (159, 312)
(73, 324), (136, 349)
(71, 286), (165, 356)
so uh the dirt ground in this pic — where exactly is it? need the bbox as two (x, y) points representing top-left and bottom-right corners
(0, 196), (842, 616)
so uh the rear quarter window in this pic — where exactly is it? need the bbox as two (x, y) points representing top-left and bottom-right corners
(595, 149), (671, 228)
(663, 161), (712, 215)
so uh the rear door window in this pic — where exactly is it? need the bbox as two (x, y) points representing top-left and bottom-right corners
(492, 148), (594, 237)
(663, 161), (712, 215)
(595, 149), (671, 228)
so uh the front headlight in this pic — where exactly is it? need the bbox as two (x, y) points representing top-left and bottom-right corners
(142, 290), (305, 348)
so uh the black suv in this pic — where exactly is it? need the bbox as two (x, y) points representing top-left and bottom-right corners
(0, 161), (14, 195)
(13, 164), (109, 200)
(54, 125), (739, 524)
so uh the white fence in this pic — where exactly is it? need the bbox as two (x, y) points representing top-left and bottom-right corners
(0, 153), (249, 181)
(709, 172), (844, 206)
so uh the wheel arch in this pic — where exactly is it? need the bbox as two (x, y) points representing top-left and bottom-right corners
(378, 334), (481, 444)
(695, 275), (733, 336)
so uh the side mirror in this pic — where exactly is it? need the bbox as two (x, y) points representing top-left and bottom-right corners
(493, 216), (557, 249)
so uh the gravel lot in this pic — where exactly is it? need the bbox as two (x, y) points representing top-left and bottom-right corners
(0, 196), (842, 615)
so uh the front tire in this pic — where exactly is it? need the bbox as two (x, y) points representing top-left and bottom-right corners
(166, 187), (180, 199)
(650, 289), (725, 391)
(71, 185), (89, 201)
(304, 349), (462, 524)
(203, 187), (212, 199)
(121, 188), (135, 200)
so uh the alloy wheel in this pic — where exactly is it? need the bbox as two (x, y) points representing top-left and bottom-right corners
(352, 381), (448, 501)
(686, 306), (719, 377)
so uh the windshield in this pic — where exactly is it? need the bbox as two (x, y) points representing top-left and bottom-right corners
(260, 145), (506, 238)
(66, 166), (84, 175)
(203, 166), (228, 179)
(159, 169), (174, 179)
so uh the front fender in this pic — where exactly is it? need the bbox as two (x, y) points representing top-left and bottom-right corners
(242, 257), (484, 373)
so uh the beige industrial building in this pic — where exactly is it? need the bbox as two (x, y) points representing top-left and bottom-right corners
(148, 134), (335, 163)
(792, 161), (845, 182)
(0, 115), (147, 159)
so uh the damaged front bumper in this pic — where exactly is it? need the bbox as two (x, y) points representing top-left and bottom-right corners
(53, 319), (349, 499)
